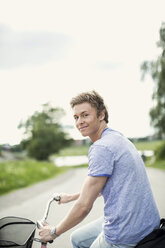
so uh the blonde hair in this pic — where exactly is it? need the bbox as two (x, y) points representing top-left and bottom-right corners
(70, 90), (109, 123)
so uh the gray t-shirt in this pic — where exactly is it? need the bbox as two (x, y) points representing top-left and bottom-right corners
(88, 128), (160, 244)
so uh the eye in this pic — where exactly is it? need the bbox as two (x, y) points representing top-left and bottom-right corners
(83, 113), (88, 118)
(74, 116), (79, 121)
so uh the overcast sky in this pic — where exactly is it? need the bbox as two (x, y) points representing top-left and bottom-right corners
(0, 0), (165, 145)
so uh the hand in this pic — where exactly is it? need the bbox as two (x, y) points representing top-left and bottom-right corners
(58, 193), (72, 204)
(39, 222), (55, 243)
(52, 192), (79, 204)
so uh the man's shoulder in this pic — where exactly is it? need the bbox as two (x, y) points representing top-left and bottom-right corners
(89, 140), (113, 159)
(94, 129), (124, 147)
(89, 129), (131, 159)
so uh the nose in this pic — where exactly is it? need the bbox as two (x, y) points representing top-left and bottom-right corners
(76, 116), (84, 126)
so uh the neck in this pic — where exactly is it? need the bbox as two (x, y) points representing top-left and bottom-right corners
(90, 122), (108, 143)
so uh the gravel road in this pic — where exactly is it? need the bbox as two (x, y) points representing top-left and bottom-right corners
(0, 167), (165, 248)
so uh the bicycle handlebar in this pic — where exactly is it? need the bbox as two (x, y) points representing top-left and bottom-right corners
(36, 194), (61, 247)
(42, 195), (60, 222)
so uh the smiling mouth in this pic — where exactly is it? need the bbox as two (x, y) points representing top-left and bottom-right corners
(79, 126), (88, 131)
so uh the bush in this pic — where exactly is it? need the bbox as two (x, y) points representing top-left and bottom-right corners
(155, 141), (165, 160)
(19, 103), (72, 161)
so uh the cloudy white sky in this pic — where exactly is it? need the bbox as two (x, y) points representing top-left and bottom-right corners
(0, 0), (165, 145)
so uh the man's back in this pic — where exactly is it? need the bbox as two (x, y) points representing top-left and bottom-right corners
(88, 128), (160, 244)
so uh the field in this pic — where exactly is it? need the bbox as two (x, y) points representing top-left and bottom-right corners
(132, 140), (163, 151)
(0, 140), (164, 196)
(56, 139), (164, 156)
(0, 160), (67, 195)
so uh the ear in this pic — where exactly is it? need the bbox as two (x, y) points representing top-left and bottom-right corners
(99, 110), (105, 121)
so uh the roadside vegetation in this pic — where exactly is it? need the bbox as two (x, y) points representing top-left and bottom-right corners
(133, 140), (165, 169)
(133, 140), (163, 151)
(0, 140), (164, 196)
(0, 159), (68, 196)
(54, 139), (164, 156)
(54, 145), (90, 156)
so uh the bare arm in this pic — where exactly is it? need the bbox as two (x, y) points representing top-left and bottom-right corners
(39, 176), (107, 242)
(58, 192), (80, 204)
(58, 191), (101, 204)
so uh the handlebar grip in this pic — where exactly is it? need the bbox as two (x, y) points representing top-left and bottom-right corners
(49, 240), (53, 244)
(53, 195), (61, 201)
(41, 240), (53, 247)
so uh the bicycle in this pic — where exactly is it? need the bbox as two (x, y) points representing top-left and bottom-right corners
(0, 194), (60, 248)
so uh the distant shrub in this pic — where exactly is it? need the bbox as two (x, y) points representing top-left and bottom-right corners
(155, 141), (165, 160)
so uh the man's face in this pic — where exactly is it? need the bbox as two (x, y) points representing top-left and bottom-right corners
(73, 102), (103, 140)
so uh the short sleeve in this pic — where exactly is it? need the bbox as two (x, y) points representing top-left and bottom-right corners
(88, 145), (115, 177)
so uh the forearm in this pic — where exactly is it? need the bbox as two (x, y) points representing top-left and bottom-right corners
(67, 192), (80, 202)
(58, 192), (80, 204)
(55, 200), (92, 235)
(64, 192), (100, 202)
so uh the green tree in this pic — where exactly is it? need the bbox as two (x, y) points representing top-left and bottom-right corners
(141, 22), (165, 138)
(19, 103), (72, 160)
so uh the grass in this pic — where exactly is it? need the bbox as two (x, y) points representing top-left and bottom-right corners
(56, 145), (90, 156)
(132, 140), (164, 151)
(56, 140), (164, 157)
(0, 140), (164, 196)
(132, 140), (165, 170)
(145, 159), (165, 170)
(0, 159), (68, 195)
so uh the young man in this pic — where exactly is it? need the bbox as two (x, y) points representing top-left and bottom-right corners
(39, 91), (160, 248)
